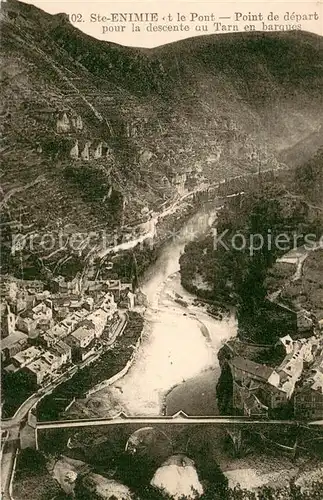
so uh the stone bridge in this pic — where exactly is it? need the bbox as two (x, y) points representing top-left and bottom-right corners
(21, 411), (322, 456)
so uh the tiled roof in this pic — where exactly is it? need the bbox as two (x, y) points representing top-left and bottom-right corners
(1, 331), (28, 350)
(229, 356), (273, 380)
(51, 340), (71, 355)
(70, 324), (95, 341)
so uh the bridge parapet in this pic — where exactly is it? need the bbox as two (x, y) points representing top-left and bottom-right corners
(31, 413), (323, 457)
(35, 411), (319, 430)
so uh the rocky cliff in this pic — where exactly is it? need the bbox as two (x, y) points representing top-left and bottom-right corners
(1, 0), (323, 274)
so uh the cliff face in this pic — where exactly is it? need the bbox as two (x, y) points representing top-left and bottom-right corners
(1, 0), (323, 271)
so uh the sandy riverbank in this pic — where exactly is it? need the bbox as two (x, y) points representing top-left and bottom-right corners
(73, 272), (235, 417)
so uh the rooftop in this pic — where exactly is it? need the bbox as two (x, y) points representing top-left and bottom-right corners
(41, 350), (60, 366)
(42, 324), (69, 343)
(229, 356), (273, 381)
(51, 340), (71, 356)
(311, 371), (323, 393)
(19, 309), (35, 320)
(49, 323), (69, 337)
(70, 324), (95, 342)
(32, 302), (50, 315)
(62, 310), (87, 325)
(1, 331), (28, 350)
(13, 346), (43, 365)
(26, 358), (51, 376)
(299, 366), (323, 394)
(86, 307), (109, 334)
(4, 364), (19, 374)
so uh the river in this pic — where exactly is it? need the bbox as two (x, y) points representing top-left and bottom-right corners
(82, 208), (237, 417)
(54, 210), (323, 496)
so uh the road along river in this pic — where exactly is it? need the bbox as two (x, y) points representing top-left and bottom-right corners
(80, 208), (237, 417)
(46, 207), (323, 496)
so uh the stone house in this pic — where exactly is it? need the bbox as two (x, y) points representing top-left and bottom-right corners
(229, 356), (288, 415)
(276, 334), (294, 355)
(1, 331), (28, 363)
(1, 303), (16, 336)
(85, 308), (109, 337)
(83, 297), (94, 312)
(16, 313), (39, 338)
(23, 342), (72, 386)
(24, 358), (53, 386)
(234, 385), (269, 416)
(16, 301), (53, 337)
(51, 340), (72, 365)
(229, 356), (277, 386)
(12, 346), (43, 369)
(42, 323), (70, 347)
(50, 275), (83, 296)
(294, 379), (323, 420)
(65, 321), (96, 349)
(294, 354), (323, 420)
(61, 311), (84, 334)
(41, 350), (63, 372)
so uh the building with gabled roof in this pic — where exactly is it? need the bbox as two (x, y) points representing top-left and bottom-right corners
(42, 323), (69, 347)
(1, 303), (16, 336)
(233, 384), (269, 417)
(1, 330), (28, 362)
(276, 334), (294, 355)
(24, 357), (52, 386)
(65, 322), (95, 350)
(229, 356), (274, 383)
(12, 346), (43, 369)
(51, 340), (72, 365)
(294, 353), (323, 420)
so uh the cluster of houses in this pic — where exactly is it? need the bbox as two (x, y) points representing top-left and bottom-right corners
(1, 275), (139, 388)
(227, 242), (323, 422)
(229, 333), (323, 421)
(4, 343), (72, 387)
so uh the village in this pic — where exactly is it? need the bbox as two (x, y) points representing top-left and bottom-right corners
(226, 297), (323, 421)
(1, 273), (145, 393)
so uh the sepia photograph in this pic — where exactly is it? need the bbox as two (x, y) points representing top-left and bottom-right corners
(1, 0), (323, 498)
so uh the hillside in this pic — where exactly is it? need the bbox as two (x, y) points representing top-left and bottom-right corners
(179, 148), (323, 343)
(1, 0), (323, 276)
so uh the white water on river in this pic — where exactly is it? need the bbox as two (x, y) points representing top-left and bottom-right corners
(84, 210), (237, 416)
(62, 209), (322, 494)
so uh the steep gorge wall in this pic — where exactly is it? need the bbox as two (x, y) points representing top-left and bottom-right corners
(1, 0), (323, 277)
